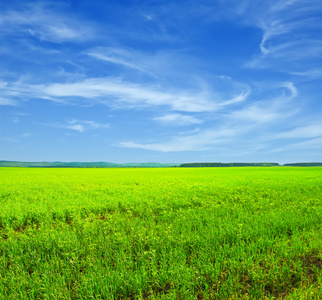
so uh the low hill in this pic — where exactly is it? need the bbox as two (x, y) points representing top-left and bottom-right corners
(0, 161), (180, 168)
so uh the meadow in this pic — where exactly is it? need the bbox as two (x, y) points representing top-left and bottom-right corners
(0, 167), (322, 299)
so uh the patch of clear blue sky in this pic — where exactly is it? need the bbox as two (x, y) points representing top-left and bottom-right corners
(1, 0), (322, 163)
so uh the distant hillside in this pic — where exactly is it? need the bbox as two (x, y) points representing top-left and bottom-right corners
(0, 161), (180, 168)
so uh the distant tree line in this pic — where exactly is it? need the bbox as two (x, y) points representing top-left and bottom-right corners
(180, 162), (322, 167)
(180, 162), (280, 167)
(283, 163), (322, 167)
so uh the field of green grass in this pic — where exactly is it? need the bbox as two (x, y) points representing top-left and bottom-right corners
(1, 167), (322, 299)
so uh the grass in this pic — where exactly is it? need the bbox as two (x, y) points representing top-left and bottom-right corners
(0, 167), (322, 299)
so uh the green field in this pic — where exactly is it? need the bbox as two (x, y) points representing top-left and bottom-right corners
(1, 167), (322, 299)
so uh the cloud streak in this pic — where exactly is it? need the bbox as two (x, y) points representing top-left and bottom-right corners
(2, 77), (250, 113)
(86, 48), (150, 74)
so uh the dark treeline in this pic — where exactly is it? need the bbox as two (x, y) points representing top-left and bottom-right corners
(180, 162), (322, 167)
(283, 163), (322, 167)
(179, 162), (280, 167)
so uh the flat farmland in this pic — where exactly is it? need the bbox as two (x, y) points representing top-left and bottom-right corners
(1, 167), (322, 299)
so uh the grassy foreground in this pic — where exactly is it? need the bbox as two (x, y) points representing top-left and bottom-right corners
(0, 167), (322, 299)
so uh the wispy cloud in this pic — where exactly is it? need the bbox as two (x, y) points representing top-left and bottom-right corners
(282, 82), (297, 98)
(42, 78), (216, 112)
(0, 2), (94, 43)
(86, 48), (150, 73)
(290, 69), (322, 78)
(0, 82), (18, 105)
(64, 123), (85, 132)
(153, 113), (203, 126)
(229, 82), (297, 123)
(86, 47), (206, 80)
(229, 105), (280, 123)
(231, 0), (322, 73)
(47, 119), (109, 132)
(2, 77), (250, 113)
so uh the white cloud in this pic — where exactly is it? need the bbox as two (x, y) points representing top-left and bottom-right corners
(66, 119), (109, 131)
(290, 69), (322, 78)
(42, 77), (251, 112)
(19, 77), (240, 112)
(229, 82), (297, 123)
(153, 113), (203, 126)
(0, 73), (252, 114)
(0, 3), (93, 43)
(47, 119), (109, 132)
(235, 0), (322, 72)
(282, 82), (297, 98)
(0, 82), (18, 105)
(86, 47), (203, 80)
(214, 89), (250, 108)
(230, 105), (279, 123)
(75, 119), (110, 129)
(65, 124), (85, 132)
(259, 21), (295, 55)
(46, 24), (80, 40)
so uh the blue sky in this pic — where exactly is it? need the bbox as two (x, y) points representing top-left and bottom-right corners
(1, 0), (322, 163)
